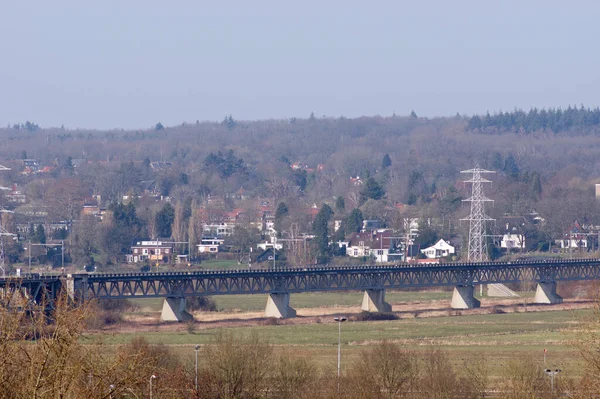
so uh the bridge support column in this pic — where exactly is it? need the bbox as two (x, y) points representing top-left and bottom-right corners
(361, 289), (392, 312)
(160, 297), (193, 322)
(534, 282), (563, 304)
(451, 286), (480, 309)
(265, 293), (296, 318)
(65, 274), (87, 303)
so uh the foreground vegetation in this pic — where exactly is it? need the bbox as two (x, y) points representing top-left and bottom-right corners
(3, 287), (600, 397)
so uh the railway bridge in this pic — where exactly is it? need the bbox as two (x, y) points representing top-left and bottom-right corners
(1, 258), (599, 320)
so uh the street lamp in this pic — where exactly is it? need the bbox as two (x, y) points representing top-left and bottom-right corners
(149, 374), (157, 399)
(108, 384), (115, 399)
(334, 316), (347, 393)
(544, 369), (561, 392)
(195, 345), (201, 391)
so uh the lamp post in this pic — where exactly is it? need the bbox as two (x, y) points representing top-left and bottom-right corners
(149, 374), (156, 399)
(544, 369), (561, 392)
(334, 316), (347, 393)
(195, 345), (201, 391)
(108, 384), (115, 399)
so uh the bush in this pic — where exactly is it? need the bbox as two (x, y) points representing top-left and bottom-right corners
(261, 317), (281, 326)
(351, 311), (398, 321)
(98, 298), (132, 312)
(187, 296), (218, 312)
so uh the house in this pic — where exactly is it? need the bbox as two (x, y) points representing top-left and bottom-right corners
(420, 239), (455, 259)
(127, 240), (174, 263)
(350, 176), (363, 186)
(555, 222), (589, 249)
(498, 216), (527, 250)
(20, 159), (40, 174)
(139, 180), (158, 196)
(256, 248), (279, 263)
(257, 239), (283, 251)
(501, 234), (525, 250)
(362, 220), (383, 231)
(203, 222), (235, 237)
(197, 237), (224, 254)
(150, 161), (173, 171)
(346, 230), (394, 262)
(4, 184), (26, 204)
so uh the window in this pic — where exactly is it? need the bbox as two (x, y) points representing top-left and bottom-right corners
(143, 249), (148, 255)
(353, 249), (358, 256)
(377, 250), (384, 256)
(156, 249), (161, 255)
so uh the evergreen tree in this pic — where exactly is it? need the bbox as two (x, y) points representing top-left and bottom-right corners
(360, 177), (385, 205)
(155, 203), (175, 238)
(345, 208), (364, 233)
(312, 204), (333, 262)
(335, 196), (345, 212)
(155, 122), (164, 131)
(382, 154), (392, 169)
(410, 110), (418, 118)
(531, 173), (542, 199)
(503, 154), (520, 178)
(34, 224), (46, 244)
(274, 202), (289, 236)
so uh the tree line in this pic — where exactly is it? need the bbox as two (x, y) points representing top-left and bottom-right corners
(467, 106), (600, 133)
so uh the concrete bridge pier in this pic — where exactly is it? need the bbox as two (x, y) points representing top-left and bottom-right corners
(161, 297), (193, 322)
(265, 293), (296, 318)
(451, 286), (481, 309)
(534, 282), (563, 304)
(361, 289), (392, 312)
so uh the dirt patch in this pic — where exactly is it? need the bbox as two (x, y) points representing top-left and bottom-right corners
(97, 297), (596, 335)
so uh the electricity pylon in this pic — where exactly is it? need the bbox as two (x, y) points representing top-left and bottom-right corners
(461, 165), (495, 262)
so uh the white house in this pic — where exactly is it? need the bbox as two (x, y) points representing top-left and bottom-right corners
(501, 234), (525, 250)
(420, 239), (455, 259)
(197, 237), (224, 254)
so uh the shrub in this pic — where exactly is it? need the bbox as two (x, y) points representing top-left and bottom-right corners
(261, 317), (281, 326)
(186, 296), (218, 312)
(351, 311), (398, 321)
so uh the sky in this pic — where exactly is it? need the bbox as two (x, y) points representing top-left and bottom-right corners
(1, 0), (600, 130)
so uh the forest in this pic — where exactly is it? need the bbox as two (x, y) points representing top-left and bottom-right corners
(2, 107), (600, 269)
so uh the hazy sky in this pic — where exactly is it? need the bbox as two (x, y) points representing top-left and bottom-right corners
(2, 1), (600, 130)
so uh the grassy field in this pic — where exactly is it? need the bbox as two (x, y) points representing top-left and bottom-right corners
(129, 290), (455, 313)
(89, 307), (592, 379)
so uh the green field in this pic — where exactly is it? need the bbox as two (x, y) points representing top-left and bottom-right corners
(89, 307), (593, 378)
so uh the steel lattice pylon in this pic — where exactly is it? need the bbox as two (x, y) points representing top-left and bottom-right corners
(461, 165), (495, 262)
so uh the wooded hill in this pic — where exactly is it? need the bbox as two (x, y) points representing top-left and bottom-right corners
(2, 109), (600, 264)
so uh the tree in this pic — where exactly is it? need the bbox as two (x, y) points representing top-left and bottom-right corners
(335, 196), (345, 212)
(382, 153), (392, 169)
(410, 110), (418, 118)
(531, 172), (542, 199)
(274, 202), (289, 236)
(312, 204), (333, 262)
(345, 341), (419, 398)
(155, 203), (175, 238)
(105, 202), (143, 255)
(360, 177), (385, 205)
(200, 332), (273, 399)
(155, 122), (164, 131)
(346, 208), (364, 233)
(226, 226), (260, 263)
(503, 153), (520, 178)
(34, 224), (46, 244)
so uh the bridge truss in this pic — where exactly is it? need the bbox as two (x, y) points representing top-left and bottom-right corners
(2, 259), (600, 304)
